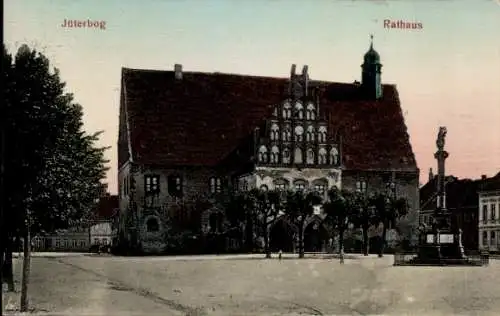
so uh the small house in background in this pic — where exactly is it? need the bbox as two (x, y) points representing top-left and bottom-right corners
(419, 171), (500, 252)
(90, 194), (119, 248)
(478, 172), (500, 252)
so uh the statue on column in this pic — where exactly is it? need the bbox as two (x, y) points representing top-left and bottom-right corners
(436, 127), (447, 150)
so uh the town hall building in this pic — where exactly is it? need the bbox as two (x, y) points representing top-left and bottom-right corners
(117, 38), (420, 254)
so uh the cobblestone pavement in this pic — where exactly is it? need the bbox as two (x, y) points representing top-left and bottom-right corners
(3, 254), (500, 315)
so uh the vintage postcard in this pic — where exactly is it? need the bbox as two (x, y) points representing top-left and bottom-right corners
(3, 0), (500, 315)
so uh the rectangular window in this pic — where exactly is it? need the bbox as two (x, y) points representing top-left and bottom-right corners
(483, 205), (488, 223)
(209, 177), (223, 194)
(356, 180), (367, 193)
(145, 175), (160, 195)
(491, 204), (496, 221)
(491, 231), (496, 246)
(168, 175), (183, 197)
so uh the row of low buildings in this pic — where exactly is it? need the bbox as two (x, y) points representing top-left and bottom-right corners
(419, 171), (500, 252)
(29, 194), (118, 252)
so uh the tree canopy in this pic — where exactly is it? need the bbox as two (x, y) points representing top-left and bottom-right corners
(3, 44), (109, 236)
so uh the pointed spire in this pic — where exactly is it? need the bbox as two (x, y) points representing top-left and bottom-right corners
(370, 34), (374, 49)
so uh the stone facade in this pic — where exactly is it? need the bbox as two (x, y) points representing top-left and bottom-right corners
(478, 191), (500, 251)
(119, 165), (237, 253)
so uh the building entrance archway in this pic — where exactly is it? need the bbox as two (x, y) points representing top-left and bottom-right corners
(270, 220), (295, 252)
(304, 222), (329, 252)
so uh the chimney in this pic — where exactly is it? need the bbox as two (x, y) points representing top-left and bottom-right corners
(481, 175), (487, 180)
(302, 65), (309, 96)
(174, 64), (182, 80)
(429, 168), (434, 182)
(302, 65), (308, 76)
(290, 64), (296, 77)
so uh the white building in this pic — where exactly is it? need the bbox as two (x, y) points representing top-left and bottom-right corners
(478, 173), (500, 252)
(90, 221), (113, 247)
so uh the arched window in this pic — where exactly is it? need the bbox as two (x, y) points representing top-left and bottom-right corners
(295, 102), (304, 119)
(274, 178), (289, 191)
(306, 103), (316, 120)
(306, 125), (314, 142)
(294, 147), (303, 164)
(270, 123), (279, 140)
(282, 101), (292, 119)
(258, 145), (268, 163)
(318, 126), (327, 143)
(313, 179), (328, 195)
(306, 148), (315, 164)
(282, 127), (291, 142)
(283, 147), (291, 164)
(271, 146), (280, 163)
(294, 125), (304, 142)
(329, 147), (339, 165)
(318, 148), (327, 164)
(146, 217), (159, 232)
(294, 179), (307, 191)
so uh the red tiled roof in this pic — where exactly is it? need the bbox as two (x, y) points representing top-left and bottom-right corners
(121, 68), (417, 171)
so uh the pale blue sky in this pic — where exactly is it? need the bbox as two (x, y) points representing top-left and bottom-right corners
(5, 0), (500, 193)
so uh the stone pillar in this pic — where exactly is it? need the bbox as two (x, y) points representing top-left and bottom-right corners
(434, 127), (449, 211)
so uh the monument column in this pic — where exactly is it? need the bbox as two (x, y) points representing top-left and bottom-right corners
(434, 127), (449, 212)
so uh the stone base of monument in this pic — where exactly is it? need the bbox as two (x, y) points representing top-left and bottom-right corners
(394, 230), (488, 266)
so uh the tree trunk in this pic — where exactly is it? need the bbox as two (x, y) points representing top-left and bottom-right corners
(245, 217), (254, 252)
(264, 225), (271, 259)
(2, 233), (15, 292)
(338, 228), (345, 255)
(379, 221), (388, 257)
(298, 221), (305, 258)
(362, 225), (369, 256)
(20, 216), (31, 312)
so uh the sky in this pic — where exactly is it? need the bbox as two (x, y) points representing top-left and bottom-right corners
(5, 0), (500, 194)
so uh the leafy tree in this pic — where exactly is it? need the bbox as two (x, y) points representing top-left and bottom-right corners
(370, 193), (409, 257)
(247, 188), (282, 258)
(323, 187), (356, 255)
(224, 191), (255, 252)
(350, 192), (376, 256)
(1, 44), (108, 308)
(284, 190), (323, 258)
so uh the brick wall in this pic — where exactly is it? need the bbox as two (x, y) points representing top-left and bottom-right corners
(342, 170), (420, 244)
(126, 165), (236, 252)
